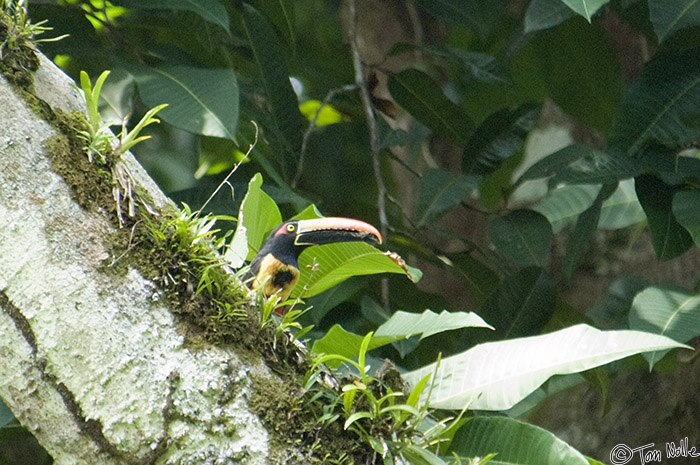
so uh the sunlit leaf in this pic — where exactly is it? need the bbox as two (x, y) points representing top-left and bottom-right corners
(237, 173), (282, 260)
(294, 243), (420, 298)
(403, 324), (689, 410)
(560, 0), (609, 22)
(598, 179), (645, 229)
(299, 100), (346, 126)
(533, 185), (599, 232)
(490, 210), (553, 267)
(376, 309), (493, 340)
(629, 285), (700, 369)
(130, 65), (239, 140)
(449, 416), (588, 465)
(649, 0), (700, 42)
(312, 309), (492, 362)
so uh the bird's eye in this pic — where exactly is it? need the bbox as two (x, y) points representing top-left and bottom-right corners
(286, 224), (296, 232)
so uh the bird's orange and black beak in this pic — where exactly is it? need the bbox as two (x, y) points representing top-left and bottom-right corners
(249, 217), (381, 302)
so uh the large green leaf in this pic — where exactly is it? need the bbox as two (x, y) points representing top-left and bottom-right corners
(294, 242), (421, 298)
(414, 169), (478, 227)
(449, 416), (588, 465)
(635, 175), (693, 261)
(534, 181), (643, 232)
(414, 0), (497, 36)
(388, 69), (473, 145)
(560, 0), (609, 22)
(524, 0), (576, 32)
(403, 324), (689, 410)
(598, 179), (645, 229)
(480, 267), (555, 340)
(610, 48), (700, 155)
(517, 144), (640, 185)
(130, 65), (239, 140)
(489, 210), (553, 268)
(533, 18), (622, 132)
(672, 190), (700, 247)
(533, 185), (599, 232)
(649, 0), (700, 42)
(447, 253), (500, 305)
(241, 2), (305, 151)
(237, 173), (282, 260)
(375, 309), (492, 340)
(562, 183), (617, 280)
(312, 310), (492, 360)
(114, 0), (230, 31)
(629, 285), (700, 369)
(463, 104), (540, 175)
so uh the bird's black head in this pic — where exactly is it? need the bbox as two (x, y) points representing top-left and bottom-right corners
(249, 217), (382, 299)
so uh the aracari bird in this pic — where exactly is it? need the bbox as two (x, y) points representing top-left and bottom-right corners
(249, 217), (382, 302)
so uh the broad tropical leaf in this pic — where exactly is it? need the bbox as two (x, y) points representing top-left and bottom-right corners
(375, 309), (492, 340)
(517, 144), (639, 185)
(489, 210), (553, 267)
(635, 175), (693, 261)
(414, 169), (478, 227)
(463, 104), (540, 175)
(672, 190), (700, 247)
(524, 0), (576, 32)
(533, 185), (599, 232)
(294, 242), (421, 298)
(114, 0), (230, 31)
(479, 267), (555, 340)
(598, 179), (645, 229)
(130, 65), (239, 140)
(610, 48), (700, 155)
(388, 68), (473, 145)
(629, 285), (700, 369)
(649, 0), (700, 42)
(241, 3), (305, 151)
(449, 416), (589, 465)
(312, 310), (492, 361)
(562, 183), (617, 280)
(560, 0), (609, 22)
(403, 324), (688, 410)
(236, 173), (282, 260)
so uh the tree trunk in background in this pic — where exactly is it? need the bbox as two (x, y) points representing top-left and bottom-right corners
(0, 52), (288, 465)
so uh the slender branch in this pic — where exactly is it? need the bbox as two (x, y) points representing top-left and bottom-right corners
(195, 121), (258, 218)
(347, 0), (390, 308)
(292, 84), (357, 188)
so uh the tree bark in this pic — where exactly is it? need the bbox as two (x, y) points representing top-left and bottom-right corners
(0, 52), (286, 464)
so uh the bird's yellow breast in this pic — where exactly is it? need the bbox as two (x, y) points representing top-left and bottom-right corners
(252, 253), (300, 302)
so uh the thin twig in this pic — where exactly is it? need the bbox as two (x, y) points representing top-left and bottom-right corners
(292, 84), (357, 188)
(195, 121), (259, 219)
(347, 0), (390, 309)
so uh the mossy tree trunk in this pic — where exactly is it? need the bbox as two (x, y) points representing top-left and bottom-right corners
(0, 51), (306, 465)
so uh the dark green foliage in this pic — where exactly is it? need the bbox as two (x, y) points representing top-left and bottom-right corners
(7, 0), (700, 463)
